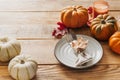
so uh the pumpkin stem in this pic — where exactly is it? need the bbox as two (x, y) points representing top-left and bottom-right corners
(73, 8), (76, 11)
(20, 60), (25, 64)
(101, 19), (106, 24)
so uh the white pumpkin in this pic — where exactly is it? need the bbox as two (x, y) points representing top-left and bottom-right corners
(8, 55), (38, 80)
(0, 37), (21, 62)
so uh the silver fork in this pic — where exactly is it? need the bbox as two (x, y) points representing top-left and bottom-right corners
(65, 29), (79, 56)
(65, 29), (77, 42)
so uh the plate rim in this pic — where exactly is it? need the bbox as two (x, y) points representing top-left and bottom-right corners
(54, 34), (103, 69)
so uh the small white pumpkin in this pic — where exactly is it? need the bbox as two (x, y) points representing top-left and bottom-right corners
(8, 55), (38, 80)
(0, 37), (21, 62)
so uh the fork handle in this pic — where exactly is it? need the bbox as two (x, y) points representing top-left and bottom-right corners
(68, 28), (77, 40)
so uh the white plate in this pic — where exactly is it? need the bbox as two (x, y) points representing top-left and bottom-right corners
(54, 35), (103, 69)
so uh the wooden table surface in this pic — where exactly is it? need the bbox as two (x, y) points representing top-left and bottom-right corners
(0, 0), (120, 80)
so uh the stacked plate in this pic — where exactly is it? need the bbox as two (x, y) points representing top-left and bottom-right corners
(54, 35), (103, 69)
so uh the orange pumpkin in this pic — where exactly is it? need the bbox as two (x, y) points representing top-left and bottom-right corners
(90, 14), (118, 40)
(109, 31), (120, 54)
(61, 6), (88, 28)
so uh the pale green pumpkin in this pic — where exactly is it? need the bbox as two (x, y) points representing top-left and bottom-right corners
(90, 14), (118, 40)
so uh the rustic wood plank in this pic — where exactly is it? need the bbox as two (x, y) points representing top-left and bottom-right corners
(0, 0), (92, 11)
(35, 64), (120, 80)
(1, 64), (120, 80)
(20, 34), (120, 65)
(0, 0), (119, 80)
(20, 40), (59, 65)
(0, 12), (119, 65)
(0, 11), (118, 25)
(0, 25), (56, 39)
(0, 39), (120, 65)
(0, 12), (59, 25)
(19, 37), (120, 65)
(0, 40), (59, 65)
(0, 66), (11, 80)
(0, 12), (119, 39)
(0, 0), (119, 11)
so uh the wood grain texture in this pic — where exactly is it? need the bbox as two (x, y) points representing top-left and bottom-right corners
(0, 25), (56, 39)
(1, 64), (120, 80)
(0, 11), (119, 25)
(0, 38), (120, 65)
(19, 36), (120, 65)
(35, 64), (120, 80)
(0, 0), (92, 11)
(20, 40), (59, 65)
(0, 40), (59, 65)
(0, 12), (119, 39)
(0, 0), (119, 11)
(0, 17), (119, 65)
(0, 12), (59, 25)
(0, 0), (120, 80)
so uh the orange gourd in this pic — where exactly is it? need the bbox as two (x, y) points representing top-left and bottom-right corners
(90, 14), (118, 40)
(109, 32), (120, 54)
(61, 6), (88, 28)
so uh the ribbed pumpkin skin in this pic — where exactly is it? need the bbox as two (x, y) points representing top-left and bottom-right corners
(61, 6), (88, 28)
(8, 55), (38, 80)
(109, 32), (120, 54)
(0, 37), (21, 62)
(90, 14), (118, 41)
